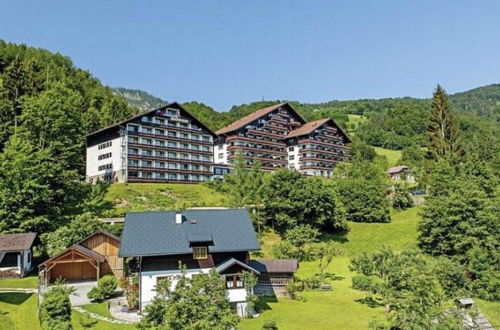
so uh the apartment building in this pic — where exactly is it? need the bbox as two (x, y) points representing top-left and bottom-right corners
(214, 103), (350, 177)
(86, 102), (216, 184)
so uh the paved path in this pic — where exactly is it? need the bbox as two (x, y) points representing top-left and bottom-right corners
(73, 306), (135, 324)
(0, 288), (37, 293)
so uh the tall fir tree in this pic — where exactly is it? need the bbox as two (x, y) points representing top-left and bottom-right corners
(427, 85), (462, 159)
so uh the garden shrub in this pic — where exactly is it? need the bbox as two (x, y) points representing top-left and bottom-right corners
(87, 275), (117, 301)
(352, 274), (374, 291)
(262, 320), (278, 329)
(302, 276), (321, 290)
(40, 285), (73, 330)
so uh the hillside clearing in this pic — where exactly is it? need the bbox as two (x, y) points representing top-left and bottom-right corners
(373, 147), (402, 167)
(103, 183), (228, 216)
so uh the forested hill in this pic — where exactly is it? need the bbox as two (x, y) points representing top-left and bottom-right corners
(114, 83), (500, 133)
(113, 87), (166, 111)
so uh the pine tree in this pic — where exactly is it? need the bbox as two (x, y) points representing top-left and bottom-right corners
(427, 85), (462, 159)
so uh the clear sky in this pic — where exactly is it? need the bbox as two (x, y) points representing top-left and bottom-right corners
(1, 1), (499, 110)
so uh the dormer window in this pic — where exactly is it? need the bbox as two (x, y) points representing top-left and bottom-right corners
(193, 246), (208, 260)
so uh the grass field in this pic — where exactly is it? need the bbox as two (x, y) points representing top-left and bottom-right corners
(81, 301), (114, 318)
(0, 292), (136, 330)
(346, 114), (368, 136)
(103, 183), (229, 215)
(0, 276), (38, 289)
(373, 147), (402, 167)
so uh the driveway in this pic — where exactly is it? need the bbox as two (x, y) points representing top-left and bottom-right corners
(65, 281), (97, 306)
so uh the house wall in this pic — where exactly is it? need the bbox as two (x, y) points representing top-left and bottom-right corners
(140, 267), (212, 309)
(86, 135), (125, 183)
(80, 234), (123, 278)
(214, 143), (228, 164)
(23, 249), (31, 271)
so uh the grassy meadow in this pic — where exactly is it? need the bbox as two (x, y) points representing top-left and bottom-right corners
(373, 147), (402, 167)
(102, 183), (228, 215)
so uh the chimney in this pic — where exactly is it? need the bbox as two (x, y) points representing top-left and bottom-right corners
(175, 211), (183, 224)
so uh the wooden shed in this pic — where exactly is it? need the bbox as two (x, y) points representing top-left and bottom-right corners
(39, 230), (123, 285)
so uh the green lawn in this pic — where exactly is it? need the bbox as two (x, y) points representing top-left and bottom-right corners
(373, 147), (402, 167)
(0, 276), (38, 289)
(81, 301), (113, 318)
(103, 183), (229, 216)
(0, 292), (135, 330)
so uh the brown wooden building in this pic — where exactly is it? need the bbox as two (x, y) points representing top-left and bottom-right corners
(39, 230), (123, 285)
(214, 103), (350, 177)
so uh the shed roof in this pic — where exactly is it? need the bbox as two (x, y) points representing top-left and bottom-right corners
(215, 258), (260, 274)
(0, 233), (37, 252)
(248, 259), (298, 273)
(119, 209), (260, 257)
(40, 244), (105, 267)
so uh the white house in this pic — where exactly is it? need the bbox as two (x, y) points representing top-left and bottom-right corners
(119, 209), (267, 317)
(0, 232), (36, 277)
(387, 165), (415, 183)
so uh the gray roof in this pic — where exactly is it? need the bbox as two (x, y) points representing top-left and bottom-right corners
(215, 258), (260, 274)
(119, 209), (260, 257)
(248, 259), (299, 273)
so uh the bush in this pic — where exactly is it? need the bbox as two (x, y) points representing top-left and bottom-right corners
(352, 274), (374, 291)
(302, 277), (321, 290)
(262, 320), (278, 329)
(40, 285), (73, 330)
(87, 275), (117, 301)
(285, 282), (303, 300)
(270, 241), (296, 259)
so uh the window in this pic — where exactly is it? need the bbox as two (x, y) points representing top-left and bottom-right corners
(181, 143), (189, 149)
(289, 147), (294, 151)
(168, 163), (178, 169)
(155, 150), (165, 158)
(289, 155), (295, 160)
(225, 275), (243, 289)
(98, 141), (112, 150)
(168, 152), (177, 159)
(181, 153), (189, 159)
(128, 170), (139, 177)
(155, 161), (165, 168)
(128, 136), (139, 143)
(155, 118), (165, 125)
(98, 163), (112, 171)
(193, 247), (208, 259)
(155, 172), (165, 179)
(156, 276), (172, 287)
(142, 116), (152, 123)
(142, 127), (153, 134)
(141, 160), (152, 167)
(218, 145), (223, 150)
(142, 138), (153, 145)
(142, 149), (153, 156)
(155, 129), (165, 135)
(155, 140), (165, 147)
(218, 153), (224, 159)
(202, 136), (211, 142)
(168, 141), (177, 148)
(128, 148), (139, 155)
(127, 125), (139, 132)
(168, 173), (177, 180)
(128, 159), (139, 166)
(201, 146), (210, 152)
(168, 131), (177, 137)
(98, 152), (112, 160)
(27, 251), (31, 263)
(142, 172), (153, 178)
(191, 154), (199, 160)
(191, 134), (199, 140)
(181, 163), (190, 170)
(180, 122), (188, 128)
(181, 133), (189, 139)
(167, 109), (178, 117)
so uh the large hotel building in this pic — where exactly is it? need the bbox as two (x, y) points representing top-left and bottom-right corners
(86, 103), (215, 184)
(214, 103), (351, 178)
(86, 102), (350, 183)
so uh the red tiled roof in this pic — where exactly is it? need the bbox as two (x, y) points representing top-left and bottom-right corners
(387, 165), (409, 174)
(0, 233), (36, 251)
(216, 103), (290, 135)
(286, 118), (330, 138)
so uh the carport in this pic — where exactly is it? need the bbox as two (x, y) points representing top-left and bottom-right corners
(39, 244), (105, 285)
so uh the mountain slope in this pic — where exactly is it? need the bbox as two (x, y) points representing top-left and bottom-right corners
(113, 87), (167, 111)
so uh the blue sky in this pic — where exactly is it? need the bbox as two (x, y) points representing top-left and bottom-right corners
(1, 1), (499, 110)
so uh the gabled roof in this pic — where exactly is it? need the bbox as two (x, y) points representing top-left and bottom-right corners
(0, 233), (37, 252)
(286, 117), (351, 143)
(86, 102), (217, 138)
(40, 244), (105, 267)
(286, 118), (331, 138)
(248, 259), (298, 273)
(387, 165), (409, 174)
(119, 209), (260, 257)
(215, 103), (306, 136)
(79, 230), (121, 245)
(215, 258), (260, 274)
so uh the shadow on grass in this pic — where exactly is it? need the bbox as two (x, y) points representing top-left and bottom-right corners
(255, 296), (278, 312)
(320, 232), (349, 245)
(0, 292), (32, 305)
(323, 273), (345, 281)
(355, 296), (384, 308)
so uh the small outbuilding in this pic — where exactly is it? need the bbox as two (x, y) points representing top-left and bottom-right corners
(249, 259), (298, 297)
(387, 165), (415, 183)
(39, 230), (123, 285)
(0, 232), (37, 277)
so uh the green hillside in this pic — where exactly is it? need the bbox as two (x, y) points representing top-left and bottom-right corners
(373, 147), (402, 167)
(102, 183), (229, 216)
